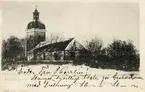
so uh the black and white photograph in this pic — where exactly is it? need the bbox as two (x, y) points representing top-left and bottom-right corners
(0, 0), (144, 92)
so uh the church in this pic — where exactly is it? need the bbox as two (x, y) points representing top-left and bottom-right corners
(25, 8), (92, 62)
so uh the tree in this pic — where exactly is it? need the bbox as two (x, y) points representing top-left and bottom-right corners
(85, 37), (103, 60)
(2, 40), (8, 61)
(2, 36), (23, 61)
(107, 39), (137, 60)
(106, 39), (139, 69)
(19, 38), (27, 61)
(46, 33), (65, 44)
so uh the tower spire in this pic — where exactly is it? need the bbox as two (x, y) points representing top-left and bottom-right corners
(33, 5), (39, 21)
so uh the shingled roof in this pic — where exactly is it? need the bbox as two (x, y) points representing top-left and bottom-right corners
(29, 38), (74, 53)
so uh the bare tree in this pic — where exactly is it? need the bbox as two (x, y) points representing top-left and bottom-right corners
(46, 33), (65, 43)
(85, 37), (103, 57)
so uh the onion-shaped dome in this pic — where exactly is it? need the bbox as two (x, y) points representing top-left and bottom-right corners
(27, 8), (46, 29)
(27, 21), (46, 29)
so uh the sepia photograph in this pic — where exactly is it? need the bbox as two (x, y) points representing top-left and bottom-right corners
(0, 0), (144, 92)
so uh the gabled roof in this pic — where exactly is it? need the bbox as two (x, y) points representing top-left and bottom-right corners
(65, 40), (87, 51)
(29, 38), (74, 53)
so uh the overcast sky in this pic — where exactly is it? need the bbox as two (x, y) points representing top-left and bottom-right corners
(0, 1), (139, 49)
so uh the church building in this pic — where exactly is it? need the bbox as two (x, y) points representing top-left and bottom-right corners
(26, 8), (92, 62)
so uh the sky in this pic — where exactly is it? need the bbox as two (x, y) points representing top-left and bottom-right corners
(0, 1), (139, 49)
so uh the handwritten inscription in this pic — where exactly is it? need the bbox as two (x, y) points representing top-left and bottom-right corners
(16, 65), (143, 89)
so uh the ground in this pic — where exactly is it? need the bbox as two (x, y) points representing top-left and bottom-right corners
(0, 64), (144, 92)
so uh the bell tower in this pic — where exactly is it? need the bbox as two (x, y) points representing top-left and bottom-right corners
(26, 7), (47, 61)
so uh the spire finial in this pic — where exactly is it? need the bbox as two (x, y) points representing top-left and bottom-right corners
(33, 5), (39, 20)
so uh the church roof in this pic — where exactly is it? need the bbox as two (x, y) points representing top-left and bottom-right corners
(27, 20), (46, 29)
(29, 38), (74, 53)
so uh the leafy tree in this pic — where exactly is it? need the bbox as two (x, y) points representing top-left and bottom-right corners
(2, 40), (8, 61)
(2, 36), (23, 61)
(106, 39), (139, 65)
